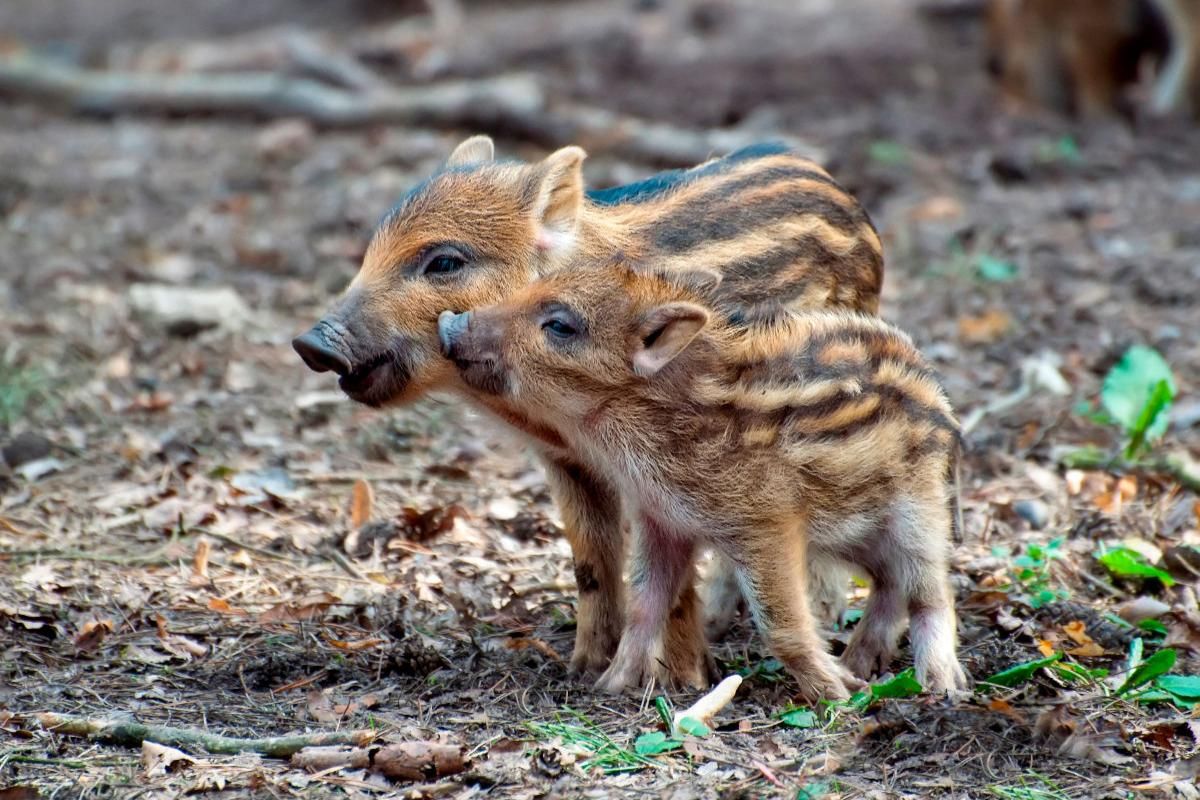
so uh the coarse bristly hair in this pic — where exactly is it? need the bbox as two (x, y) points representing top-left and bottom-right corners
(442, 262), (967, 701)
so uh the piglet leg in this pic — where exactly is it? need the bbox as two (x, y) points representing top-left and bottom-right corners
(596, 517), (698, 694)
(542, 457), (626, 677)
(731, 522), (859, 705)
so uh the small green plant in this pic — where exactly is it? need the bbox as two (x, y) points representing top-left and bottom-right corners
(525, 710), (660, 774)
(1095, 545), (1174, 586)
(982, 652), (1063, 689)
(1034, 134), (1082, 165)
(737, 656), (789, 683)
(1074, 345), (1177, 461)
(995, 538), (1068, 608)
(927, 243), (1018, 284)
(842, 668), (923, 712)
(0, 356), (48, 428)
(988, 772), (1072, 800)
(868, 139), (909, 167)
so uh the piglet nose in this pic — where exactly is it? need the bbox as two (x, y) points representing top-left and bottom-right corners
(437, 310), (471, 357)
(293, 326), (352, 376)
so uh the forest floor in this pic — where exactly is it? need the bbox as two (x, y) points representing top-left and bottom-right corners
(3, 1), (1200, 798)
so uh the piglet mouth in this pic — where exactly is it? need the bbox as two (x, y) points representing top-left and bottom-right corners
(338, 349), (413, 407)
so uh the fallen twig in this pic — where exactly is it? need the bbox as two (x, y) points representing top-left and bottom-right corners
(292, 742), (467, 781)
(0, 51), (822, 167)
(35, 713), (375, 758)
(1059, 449), (1200, 493)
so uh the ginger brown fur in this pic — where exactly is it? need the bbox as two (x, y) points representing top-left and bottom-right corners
(294, 136), (884, 686)
(439, 264), (967, 701)
(985, 0), (1198, 117)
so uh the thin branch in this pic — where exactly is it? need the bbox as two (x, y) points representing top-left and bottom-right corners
(35, 712), (376, 758)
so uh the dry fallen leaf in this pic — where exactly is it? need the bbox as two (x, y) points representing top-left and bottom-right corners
(350, 478), (373, 530)
(190, 537), (211, 585)
(957, 309), (1012, 344)
(327, 636), (385, 652)
(258, 592), (340, 624)
(141, 740), (195, 777)
(307, 689), (340, 724)
(207, 596), (246, 615)
(74, 619), (115, 652)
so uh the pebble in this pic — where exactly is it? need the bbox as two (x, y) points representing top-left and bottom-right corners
(1013, 498), (1050, 530)
(1, 431), (53, 468)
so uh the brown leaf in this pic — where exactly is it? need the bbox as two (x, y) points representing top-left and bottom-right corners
(957, 309), (1012, 344)
(190, 537), (211, 584)
(0, 787), (41, 800)
(159, 635), (208, 660)
(74, 619), (114, 652)
(505, 636), (563, 663)
(141, 740), (195, 776)
(207, 597), (246, 615)
(327, 637), (385, 652)
(1067, 642), (1106, 657)
(399, 504), (464, 543)
(350, 478), (373, 530)
(307, 689), (340, 724)
(258, 592), (339, 624)
(1063, 620), (1094, 646)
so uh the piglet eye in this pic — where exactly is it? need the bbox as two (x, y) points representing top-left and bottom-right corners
(542, 318), (577, 339)
(422, 254), (466, 276)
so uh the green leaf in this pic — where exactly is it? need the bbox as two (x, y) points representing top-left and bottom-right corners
(675, 716), (711, 737)
(1051, 662), (1107, 683)
(1139, 619), (1169, 636)
(633, 731), (681, 756)
(1118, 647), (1176, 695)
(654, 696), (673, 729)
(1100, 345), (1176, 441)
(1154, 674), (1200, 700)
(778, 707), (818, 729)
(982, 652), (1063, 688)
(975, 255), (1018, 282)
(1096, 547), (1176, 586)
(868, 140), (908, 166)
(1129, 636), (1145, 671)
(871, 668), (924, 699)
(1126, 379), (1174, 458)
(797, 780), (833, 800)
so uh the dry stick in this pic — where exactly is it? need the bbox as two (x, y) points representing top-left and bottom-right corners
(0, 51), (823, 167)
(36, 713), (375, 758)
(291, 742), (467, 782)
(1061, 449), (1200, 493)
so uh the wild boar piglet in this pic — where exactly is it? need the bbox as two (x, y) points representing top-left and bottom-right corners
(438, 264), (968, 701)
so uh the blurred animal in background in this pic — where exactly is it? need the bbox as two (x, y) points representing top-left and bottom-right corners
(984, 0), (1199, 118)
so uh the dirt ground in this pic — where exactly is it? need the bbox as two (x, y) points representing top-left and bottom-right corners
(3, 1), (1200, 798)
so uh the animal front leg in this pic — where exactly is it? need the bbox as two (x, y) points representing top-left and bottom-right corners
(596, 517), (697, 694)
(541, 456), (625, 676)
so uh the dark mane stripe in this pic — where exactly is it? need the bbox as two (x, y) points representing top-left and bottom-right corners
(586, 142), (796, 206)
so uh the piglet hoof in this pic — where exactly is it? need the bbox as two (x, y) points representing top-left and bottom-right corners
(840, 639), (895, 683)
(662, 648), (717, 691)
(793, 670), (852, 706)
(917, 657), (970, 694)
(569, 644), (613, 678)
(594, 662), (641, 695)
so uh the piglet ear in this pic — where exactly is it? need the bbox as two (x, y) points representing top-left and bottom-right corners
(531, 146), (587, 253)
(446, 135), (495, 167)
(632, 302), (710, 377)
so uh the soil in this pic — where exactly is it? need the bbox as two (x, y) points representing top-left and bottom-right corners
(2, 1), (1200, 798)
